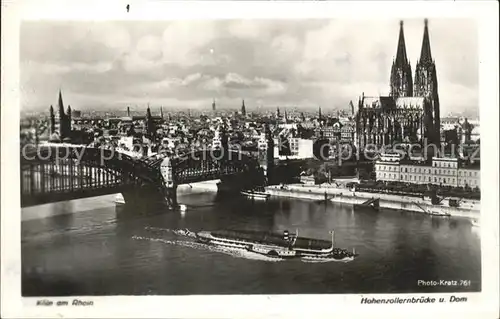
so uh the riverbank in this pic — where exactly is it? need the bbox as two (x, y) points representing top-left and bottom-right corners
(265, 184), (481, 219)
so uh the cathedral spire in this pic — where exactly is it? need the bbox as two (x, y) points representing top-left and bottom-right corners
(414, 18), (440, 147)
(419, 19), (433, 64)
(395, 20), (409, 67)
(390, 20), (413, 97)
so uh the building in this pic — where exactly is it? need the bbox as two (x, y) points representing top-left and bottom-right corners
(374, 153), (402, 182)
(458, 165), (480, 189)
(71, 109), (82, 118)
(375, 154), (480, 189)
(316, 120), (355, 145)
(49, 90), (72, 140)
(241, 99), (246, 116)
(145, 106), (156, 138)
(286, 138), (314, 160)
(355, 20), (441, 151)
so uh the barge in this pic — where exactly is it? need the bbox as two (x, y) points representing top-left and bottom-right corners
(426, 210), (451, 217)
(193, 229), (358, 261)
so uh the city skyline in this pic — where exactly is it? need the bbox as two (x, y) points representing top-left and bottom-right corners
(21, 19), (477, 116)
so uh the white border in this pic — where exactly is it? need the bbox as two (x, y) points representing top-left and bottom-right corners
(2, 1), (499, 318)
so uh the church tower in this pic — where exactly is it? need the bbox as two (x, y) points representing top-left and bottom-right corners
(57, 89), (68, 138)
(390, 21), (413, 98)
(414, 19), (440, 146)
(66, 105), (72, 134)
(49, 105), (56, 135)
(241, 99), (246, 116)
(145, 105), (156, 139)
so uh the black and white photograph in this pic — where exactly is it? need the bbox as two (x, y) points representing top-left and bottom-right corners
(2, 1), (499, 318)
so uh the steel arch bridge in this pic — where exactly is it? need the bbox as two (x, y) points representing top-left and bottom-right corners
(20, 145), (164, 207)
(20, 145), (263, 207)
(148, 148), (262, 185)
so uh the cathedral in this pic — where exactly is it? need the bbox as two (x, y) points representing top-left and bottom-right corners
(355, 19), (441, 151)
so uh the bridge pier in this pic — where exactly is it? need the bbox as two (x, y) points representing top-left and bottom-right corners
(159, 156), (180, 210)
(163, 185), (178, 209)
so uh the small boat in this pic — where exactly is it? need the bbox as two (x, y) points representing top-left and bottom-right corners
(115, 193), (126, 205)
(240, 190), (270, 201)
(471, 219), (480, 227)
(427, 210), (451, 217)
(353, 198), (380, 211)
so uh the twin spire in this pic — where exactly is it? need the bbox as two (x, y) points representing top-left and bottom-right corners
(395, 19), (433, 66)
(395, 20), (409, 67)
(419, 19), (433, 63)
(391, 19), (435, 98)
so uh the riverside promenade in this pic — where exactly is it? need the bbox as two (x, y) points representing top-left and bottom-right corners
(265, 183), (481, 219)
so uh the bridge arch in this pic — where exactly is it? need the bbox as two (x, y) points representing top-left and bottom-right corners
(20, 145), (164, 207)
(149, 148), (261, 185)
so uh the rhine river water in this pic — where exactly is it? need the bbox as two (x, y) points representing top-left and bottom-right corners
(21, 191), (481, 295)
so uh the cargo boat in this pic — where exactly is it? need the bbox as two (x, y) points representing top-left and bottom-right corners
(194, 229), (358, 260)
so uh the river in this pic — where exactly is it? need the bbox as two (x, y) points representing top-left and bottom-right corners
(21, 191), (481, 295)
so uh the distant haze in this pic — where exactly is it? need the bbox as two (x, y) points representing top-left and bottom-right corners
(21, 19), (478, 116)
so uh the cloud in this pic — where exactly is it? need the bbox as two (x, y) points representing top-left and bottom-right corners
(161, 21), (217, 66)
(20, 19), (478, 115)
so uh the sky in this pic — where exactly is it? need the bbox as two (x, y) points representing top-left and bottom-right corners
(20, 19), (478, 116)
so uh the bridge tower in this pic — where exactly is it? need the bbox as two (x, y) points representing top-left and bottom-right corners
(258, 124), (275, 184)
(160, 156), (178, 209)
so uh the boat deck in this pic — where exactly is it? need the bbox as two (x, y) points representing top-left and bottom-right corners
(293, 237), (331, 250)
(210, 229), (332, 250)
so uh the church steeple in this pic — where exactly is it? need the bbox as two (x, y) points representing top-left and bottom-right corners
(58, 89), (65, 120)
(414, 19), (440, 146)
(419, 19), (433, 64)
(395, 20), (409, 67)
(145, 104), (156, 139)
(390, 21), (413, 98)
(57, 89), (69, 138)
(241, 99), (246, 116)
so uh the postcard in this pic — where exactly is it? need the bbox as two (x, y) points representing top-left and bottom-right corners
(2, 1), (499, 318)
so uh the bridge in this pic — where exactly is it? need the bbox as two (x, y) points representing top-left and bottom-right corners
(20, 145), (264, 208)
